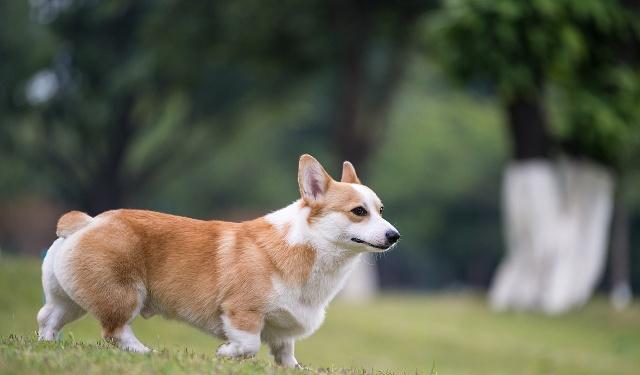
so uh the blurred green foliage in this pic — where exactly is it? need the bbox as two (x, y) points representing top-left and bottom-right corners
(430, 0), (640, 166)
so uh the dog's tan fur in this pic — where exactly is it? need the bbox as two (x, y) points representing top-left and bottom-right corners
(58, 209), (317, 337)
(56, 210), (91, 237)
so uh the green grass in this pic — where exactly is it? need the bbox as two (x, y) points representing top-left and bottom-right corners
(1, 335), (312, 375)
(1, 256), (639, 374)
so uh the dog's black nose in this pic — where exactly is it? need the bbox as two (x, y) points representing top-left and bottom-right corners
(385, 230), (400, 244)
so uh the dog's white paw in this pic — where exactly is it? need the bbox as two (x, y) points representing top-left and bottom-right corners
(37, 331), (57, 341)
(217, 342), (240, 357)
(122, 343), (152, 354)
(216, 342), (257, 358)
(278, 355), (300, 368)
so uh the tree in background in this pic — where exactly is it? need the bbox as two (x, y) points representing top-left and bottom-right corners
(433, 0), (640, 313)
(559, 0), (640, 308)
(323, 0), (433, 299)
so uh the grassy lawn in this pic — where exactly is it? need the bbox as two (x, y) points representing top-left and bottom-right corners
(1, 256), (639, 374)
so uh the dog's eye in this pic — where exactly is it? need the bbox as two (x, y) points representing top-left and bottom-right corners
(379, 206), (384, 214)
(351, 206), (368, 217)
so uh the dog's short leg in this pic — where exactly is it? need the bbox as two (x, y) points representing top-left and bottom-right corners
(38, 239), (86, 341)
(269, 339), (300, 368)
(216, 312), (262, 358)
(37, 300), (85, 341)
(98, 288), (150, 353)
(103, 325), (150, 353)
(97, 285), (151, 353)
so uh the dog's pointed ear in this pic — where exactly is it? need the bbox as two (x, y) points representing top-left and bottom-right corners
(298, 154), (332, 203)
(341, 161), (361, 184)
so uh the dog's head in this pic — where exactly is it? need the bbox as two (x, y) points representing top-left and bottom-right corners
(298, 154), (400, 252)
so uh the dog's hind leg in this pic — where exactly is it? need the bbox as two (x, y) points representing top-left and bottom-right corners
(82, 280), (150, 353)
(103, 324), (150, 353)
(37, 300), (85, 341)
(38, 239), (86, 341)
(54, 224), (152, 353)
(79, 279), (150, 353)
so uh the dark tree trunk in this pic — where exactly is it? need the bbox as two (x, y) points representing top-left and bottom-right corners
(330, 0), (371, 170)
(604, 0), (638, 305)
(327, 1), (425, 299)
(610, 186), (630, 292)
(330, 2), (418, 173)
(506, 95), (553, 160)
(83, 96), (135, 215)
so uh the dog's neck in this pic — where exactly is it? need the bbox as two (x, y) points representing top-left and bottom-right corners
(266, 200), (361, 305)
(265, 200), (359, 266)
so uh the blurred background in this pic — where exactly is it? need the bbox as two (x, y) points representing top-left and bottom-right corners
(1, 1), (640, 374)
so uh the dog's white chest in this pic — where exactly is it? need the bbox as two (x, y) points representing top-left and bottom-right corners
(264, 294), (326, 340)
(263, 254), (359, 340)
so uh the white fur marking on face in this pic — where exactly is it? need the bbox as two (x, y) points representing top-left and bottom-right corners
(217, 315), (261, 358)
(349, 184), (399, 249)
(350, 184), (381, 211)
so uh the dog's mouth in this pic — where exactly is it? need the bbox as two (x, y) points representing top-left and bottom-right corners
(351, 238), (390, 250)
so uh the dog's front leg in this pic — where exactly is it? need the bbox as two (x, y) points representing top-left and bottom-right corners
(269, 339), (300, 368)
(216, 312), (262, 358)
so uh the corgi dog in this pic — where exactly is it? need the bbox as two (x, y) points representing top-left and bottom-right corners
(37, 154), (400, 367)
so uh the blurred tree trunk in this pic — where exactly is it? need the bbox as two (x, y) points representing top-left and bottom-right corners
(506, 96), (551, 160)
(490, 95), (615, 314)
(330, 1), (420, 301)
(331, 2), (419, 169)
(82, 96), (134, 215)
(608, 0), (640, 309)
(609, 186), (632, 309)
(331, 0), (370, 170)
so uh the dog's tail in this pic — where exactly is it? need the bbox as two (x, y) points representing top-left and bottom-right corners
(56, 211), (92, 238)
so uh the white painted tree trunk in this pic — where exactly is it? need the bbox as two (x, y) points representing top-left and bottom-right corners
(489, 158), (614, 314)
(339, 253), (378, 302)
